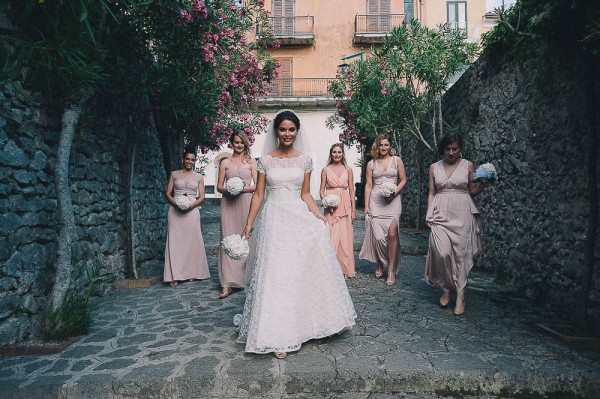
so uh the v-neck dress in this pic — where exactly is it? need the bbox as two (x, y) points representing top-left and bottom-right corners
(425, 159), (481, 293)
(324, 166), (355, 277)
(359, 156), (402, 270)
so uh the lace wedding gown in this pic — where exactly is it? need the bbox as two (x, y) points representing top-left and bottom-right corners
(236, 154), (357, 354)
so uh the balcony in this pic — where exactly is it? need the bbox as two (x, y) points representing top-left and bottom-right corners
(258, 16), (315, 46)
(354, 14), (404, 45)
(261, 78), (335, 98)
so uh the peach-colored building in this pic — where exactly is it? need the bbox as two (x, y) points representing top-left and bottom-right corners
(204, 0), (514, 197)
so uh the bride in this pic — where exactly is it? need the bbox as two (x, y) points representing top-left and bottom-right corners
(237, 109), (357, 359)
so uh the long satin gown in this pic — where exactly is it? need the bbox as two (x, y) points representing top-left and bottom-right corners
(218, 164), (253, 289)
(359, 156), (402, 271)
(324, 167), (356, 278)
(164, 170), (210, 282)
(236, 154), (356, 354)
(425, 159), (481, 293)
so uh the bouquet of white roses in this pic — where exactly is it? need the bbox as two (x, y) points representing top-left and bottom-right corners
(322, 194), (340, 208)
(222, 234), (250, 260)
(174, 194), (192, 211)
(474, 163), (497, 184)
(380, 182), (397, 198)
(225, 177), (246, 196)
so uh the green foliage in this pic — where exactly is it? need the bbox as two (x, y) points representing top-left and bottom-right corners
(481, 0), (600, 65)
(328, 20), (478, 153)
(0, 0), (277, 150)
(41, 264), (110, 341)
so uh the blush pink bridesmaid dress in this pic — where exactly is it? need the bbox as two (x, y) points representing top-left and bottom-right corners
(324, 167), (356, 278)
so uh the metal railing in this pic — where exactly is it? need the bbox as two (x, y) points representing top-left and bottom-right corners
(448, 21), (468, 33)
(264, 16), (314, 36)
(261, 78), (335, 97)
(354, 14), (404, 34)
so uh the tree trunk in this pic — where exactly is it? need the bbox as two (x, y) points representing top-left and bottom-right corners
(48, 89), (92, 312)
(127, 139), (139, 279)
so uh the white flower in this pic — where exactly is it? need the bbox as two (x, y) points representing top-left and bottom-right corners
(226, 177), (246, 196)
(474, 163), (497, 183)
(222, 233), (250, 260)
(174, 195), (192, 210)
(380, 182), (397, 198)
(322, 194), (340, 208)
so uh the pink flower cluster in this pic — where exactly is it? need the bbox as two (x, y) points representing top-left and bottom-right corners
(179, 0), (208, 24)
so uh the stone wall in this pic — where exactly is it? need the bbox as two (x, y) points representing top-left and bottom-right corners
(0, 82), (168, 346)
(400, 51), (599, 314)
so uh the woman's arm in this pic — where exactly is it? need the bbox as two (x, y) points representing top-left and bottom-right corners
(467, 161), (488, 198)
(243, 160), (258, 193)
(164, 172), (176, 207)
(348, 167), (356, 221)
(426, 164), (436, 226)
(301, 172), (327, 223)
(242, 171), (266, 239)
(216, 160), (229, 196)
(364, 161), (373, 215)
(319, 167), (327, 199)
(394, 156), (407, 196)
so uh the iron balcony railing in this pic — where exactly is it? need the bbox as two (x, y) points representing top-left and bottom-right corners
(448, 21), (468, 33)
(354, 14), (404, 34)
(261, 78), (335, 97)
(264, 16), (314, 36)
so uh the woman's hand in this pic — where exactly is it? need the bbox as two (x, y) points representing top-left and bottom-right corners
(351, 209), (356, 222)
(364, 206), (370, 217)
(242, 225), (252, 240)
(314, 211), (327, 224)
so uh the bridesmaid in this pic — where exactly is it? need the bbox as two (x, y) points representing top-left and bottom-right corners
(164, 146), (210, 287)
(319, 143), (356, 279)
(359, 134), (407, 286)
(425, 133), (488, 316)
(216, 132), (257, 298)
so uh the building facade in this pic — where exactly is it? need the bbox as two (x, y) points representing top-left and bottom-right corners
(204, 0), (514, 197)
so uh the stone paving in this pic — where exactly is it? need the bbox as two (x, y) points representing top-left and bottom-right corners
(1, 204), (599, 399)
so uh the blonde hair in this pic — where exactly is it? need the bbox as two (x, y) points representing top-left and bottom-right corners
(327, 143), (348, 168)
(370, 134), (396, 158)
(230, 131), (252, 163)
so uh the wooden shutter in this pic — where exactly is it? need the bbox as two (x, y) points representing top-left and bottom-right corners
(273, 0), (294, 35)
(271, 58), (292, 96)
(366, 0), (390, 32)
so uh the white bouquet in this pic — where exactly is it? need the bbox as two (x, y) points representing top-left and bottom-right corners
(380, 182), (397, 198)
(474, 163), (497, 183)
(322, 194), (340, 208)
(225, 177), (246, 196)
(174, 194), (192, 211)
(221, 234), (250, 260)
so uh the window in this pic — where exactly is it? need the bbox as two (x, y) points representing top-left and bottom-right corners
(404, 0), (414, 23)
(447, 1), (467, 32)
(270, 58), (292, 96)
(272, 0), (294, 35)
(367, 0), (391, 32)
(486, 0), (517, 13)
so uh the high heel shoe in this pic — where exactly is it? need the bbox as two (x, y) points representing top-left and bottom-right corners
(375, 268), (383, 279)
(275, 352), (287, 359)
(439, 291), (450, 308)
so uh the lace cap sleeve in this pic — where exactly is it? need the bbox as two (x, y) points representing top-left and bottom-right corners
(257, 156), (267, 174)
(304, 154), (313, 174)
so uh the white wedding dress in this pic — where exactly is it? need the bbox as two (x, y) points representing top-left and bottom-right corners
(236, 153), (357, 354)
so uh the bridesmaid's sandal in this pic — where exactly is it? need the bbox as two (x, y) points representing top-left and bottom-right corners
(169, 282), (178, 288)
(275, 352), (287, 359)
(386, 276), (395, 286)
(374, 268), (384, 279)
(218, 288), (233, 299)
(439, 291), (451, 308)
(453, 301), (465, 316)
